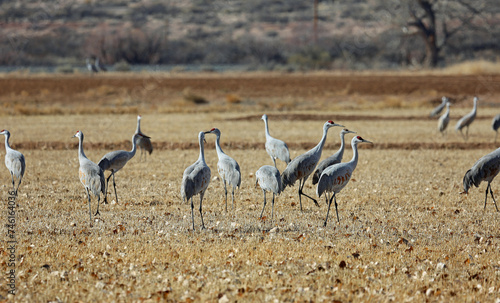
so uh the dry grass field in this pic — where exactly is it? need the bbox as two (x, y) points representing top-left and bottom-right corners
(1, 71), (500, 302)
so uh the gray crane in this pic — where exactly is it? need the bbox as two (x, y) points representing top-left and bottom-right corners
(281, 120), (344, 211)
(317, 135), (372, 226)
(136, 115), (153, 161)
(0, 130), (25, 196)
(462, 147), (500, 212)
(181, 131), (211, 230)
(262, 114), (290, 168)
(455, 96), (478, 140)
(312, 128), (356, 186)
(492, 114), (500, 143)
(98, 133), (146, 204)
(205, 128), (241, 211)
(72, 131), (105, 224)
(86, 58), (98, 74)
(430, 96), (448, 118)
(438, 101), (451, 136)
(255, 165), (283, 221)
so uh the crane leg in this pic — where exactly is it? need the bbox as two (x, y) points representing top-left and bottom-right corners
(465, 126), (469, 141)
(95, 194), (101, 216)
(86, 187), (92, 225)
(104, 173), (113, 204)
(271, 193), (275, 222)
(231, 187), (235, 210)
(484, 184), (489, 211)
(10, 173), (16, 195)
(16, 176), (22, 197)
(324, 193), (333, 227)
(272, 158), (277, 169)
(298, 178), (319, 209)
(223, 180), (228, 212)
(333, 194), (340, 223)
(190, 197), (195, 231)
(259, 190), (267, 219)
(488, 184), (499, 212)
(199, 192), (206, 229)
(112, 173), (118, 204)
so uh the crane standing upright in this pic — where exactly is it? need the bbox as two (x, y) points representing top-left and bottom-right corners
(317, 136), (373, 226)
(98, 133), (146, 204)
(255, 165), (283, 221)
(455, 96), (478, 140)
(205, 128), (241, 211)
(181, 131), (211, 230)
(281, 120), (344, 211)
(462, 147), (500, 212)
(0, 130), (25, 196)
(262, 114), (290, 168)
(312, 128), (356, 186)
(72, 131), (105, 225)
(136, 115), (153, 161)
(438, 101), (451, 136)
(430, 96), (448, 118)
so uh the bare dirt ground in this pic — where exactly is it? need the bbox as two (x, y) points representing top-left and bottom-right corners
(0, 73), (500, 302)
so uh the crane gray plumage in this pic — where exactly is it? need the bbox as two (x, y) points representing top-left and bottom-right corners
(281, 120), (344, 211)
(262, 114), (290, 168)
(180, 131), (211, 230)
(86, 58), (98, 74)
(206, 128), (241, 211)
(312, 128), (356, 186)
(455, 96), (478, 140)
(72, 131), (105, 225)
(136, 115), (153, 161)
(462, 147), (500, 212)
(317, 136), (372, 226)
(430, 96), (448, 118)
(255, 165), (283, 221)
(492, 114), (500, 143)
(438, 101), (451, 135)
(98, 133), (145, 204)
(0, 130), (25, 196)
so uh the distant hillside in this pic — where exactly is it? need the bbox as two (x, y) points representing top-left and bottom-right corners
(0, 0), (499, 70)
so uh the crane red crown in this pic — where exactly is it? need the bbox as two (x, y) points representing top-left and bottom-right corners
(356, 136), (362, 140)
(328, 120), (334, 124)
(210, 128), (216, 131)
(0, 129), (4, 132)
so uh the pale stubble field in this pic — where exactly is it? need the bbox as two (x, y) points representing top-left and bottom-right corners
(0, 109), (499, 302)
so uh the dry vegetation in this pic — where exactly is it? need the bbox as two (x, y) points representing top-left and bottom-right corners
(1, 73), (500, 302)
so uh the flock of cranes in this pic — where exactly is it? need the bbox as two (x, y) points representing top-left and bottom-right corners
(2, 96), (500, 229)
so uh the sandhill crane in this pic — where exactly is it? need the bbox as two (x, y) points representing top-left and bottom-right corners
(86, 58), (98, 74)
(255, 165), (283, 221)
(205, 128), (241, 211)
(95, 57), (107, 72)
(98, 133), (146, 204)
(262, 114), (290, 168)
(281, 120), (344, 211)
(462, 147), (500, 212)
(181, 131), (211, 230)
(72, 131), (105, 225)
(136, 115), (153, 161)
(0, 130), (25, 196)
(317, 136), (372, 226)
(455, 96), (478, 140)
(438, 101), (451, 136)
(492, 114), (500, 143)
(312, 128), (356, 186)
(430, 96), (448, 118)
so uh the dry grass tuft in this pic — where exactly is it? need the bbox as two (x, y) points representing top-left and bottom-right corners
(225, 93), (242, 104)
(440, 60), (500, 75)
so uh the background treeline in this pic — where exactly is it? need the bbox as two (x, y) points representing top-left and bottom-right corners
(0, 0), (499, 70)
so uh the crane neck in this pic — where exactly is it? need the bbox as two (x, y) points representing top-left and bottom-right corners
(3, 133), (11, 151)
(313, 124), (330, 156)
(349, 141), (360, 169)
(136, 118), (141, 134)
(214, 133), (226, 158)
(198, 135), (206, 163)
(263, 118), (271, 139)
(77, 135), (87, 163)
(472, 100), (477, 113)
(338, 132), (347, 158)
(129, 134), (139, 157)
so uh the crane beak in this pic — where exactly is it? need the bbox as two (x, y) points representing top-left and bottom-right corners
(363, 139), (373, 144)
